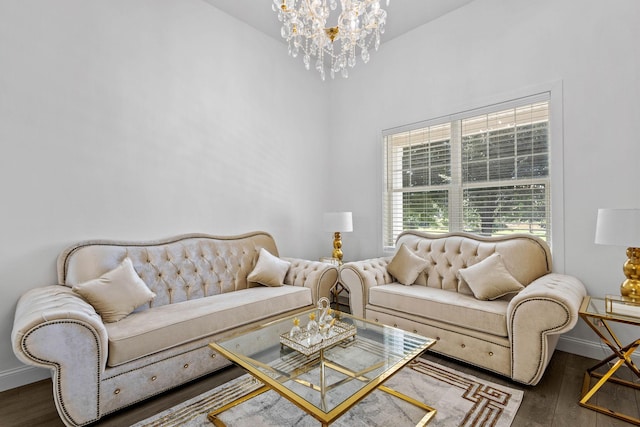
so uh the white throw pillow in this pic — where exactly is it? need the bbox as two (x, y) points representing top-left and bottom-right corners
(73, 257), (156, 323)
(247, 247), (290, 287)
(387, 243), (427, 286)
(457, 253), (524, 300)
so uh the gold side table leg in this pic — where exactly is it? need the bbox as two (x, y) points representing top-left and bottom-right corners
(579, 339), (640, 425)
(330, 282), (349, 312)
(581, 357), (627, 404)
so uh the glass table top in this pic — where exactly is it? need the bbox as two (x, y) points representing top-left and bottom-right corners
(581, 296), (640, 325)
(209, 308), (435, 421)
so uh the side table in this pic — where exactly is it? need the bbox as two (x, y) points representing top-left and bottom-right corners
(578, 296), (640, 425)
(330, 281), (350, 313)
(319, 257), (350, 313)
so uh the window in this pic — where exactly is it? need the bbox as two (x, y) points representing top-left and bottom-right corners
(383, 94), (551, 248)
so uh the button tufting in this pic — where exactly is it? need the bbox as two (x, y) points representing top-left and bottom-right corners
(114, 388), (121, 395)
(183, 363), (189, 369)
(151, 376), (157, 381)
(461, 344), (466, 348)
(489, 352), (494, 356)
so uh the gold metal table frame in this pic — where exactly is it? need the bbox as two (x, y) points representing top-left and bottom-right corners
(579, 296), (640, 425)
(207, 310), (437, 427)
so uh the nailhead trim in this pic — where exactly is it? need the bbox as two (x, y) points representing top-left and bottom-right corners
(22, 320), (102, 426)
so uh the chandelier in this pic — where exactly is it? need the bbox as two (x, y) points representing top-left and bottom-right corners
(272, 0), (389, 80)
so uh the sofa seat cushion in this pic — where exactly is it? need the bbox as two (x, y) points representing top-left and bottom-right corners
(368, 284), (509, 337)
(105, 286), (312, 366)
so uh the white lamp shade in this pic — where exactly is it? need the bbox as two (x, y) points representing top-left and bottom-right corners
(323, 212), (353, 233)
(595, 208), (640, 247)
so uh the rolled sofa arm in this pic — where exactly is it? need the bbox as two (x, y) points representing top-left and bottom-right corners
(339, 257), (393, 318)
(507, 273), (587, 385)
(283, 258), (339, 304)
(12, 285), (108, 426)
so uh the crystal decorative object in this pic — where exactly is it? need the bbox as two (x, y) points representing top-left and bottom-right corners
(317, 296), (333, 325)
(272, 0), (389, 80)
(289, 317), (302, 338)
(279, 319), (356, 356)
(307, 312), (319, 335)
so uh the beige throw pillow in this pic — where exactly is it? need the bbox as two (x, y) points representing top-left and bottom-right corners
(457, 253), (524, 300)
(387, 243), (426, 286)
(73, 257), (156, 323)
(247, 247), (290, 287)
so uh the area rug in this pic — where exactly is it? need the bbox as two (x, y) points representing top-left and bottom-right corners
(133, 359), (523, 427)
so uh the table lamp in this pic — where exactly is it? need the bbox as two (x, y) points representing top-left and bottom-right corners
(323, 212), (353, 265)
(595, 208), (640, 299)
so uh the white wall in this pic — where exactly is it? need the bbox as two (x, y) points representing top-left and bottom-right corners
(329, 0), (640, 356)
(0, 0), (331, 389)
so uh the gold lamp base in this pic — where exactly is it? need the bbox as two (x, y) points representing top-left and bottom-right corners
(620, 247), (640, 300)
(332, 232), (343, 265)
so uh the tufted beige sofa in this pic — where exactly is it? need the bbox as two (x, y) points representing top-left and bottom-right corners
(340, 231), (586, 386)
(11, 232), (338, 427)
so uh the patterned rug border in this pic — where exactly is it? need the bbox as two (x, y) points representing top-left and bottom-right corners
(132, 359), (524, 427)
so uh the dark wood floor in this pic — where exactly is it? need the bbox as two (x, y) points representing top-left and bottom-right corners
(1, 350), (638, 426)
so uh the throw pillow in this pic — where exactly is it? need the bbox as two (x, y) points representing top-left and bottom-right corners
(72, 257), (156, 323)
(247, 247), (290, 287)
(387, 243), (427, 286)
(457, 253), (524, 300)
(457, 277), (474, 296)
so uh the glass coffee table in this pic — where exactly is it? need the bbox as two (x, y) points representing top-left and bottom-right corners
(208, 307), (437, 426)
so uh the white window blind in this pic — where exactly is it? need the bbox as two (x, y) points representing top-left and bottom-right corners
(383, 94), (551, 248)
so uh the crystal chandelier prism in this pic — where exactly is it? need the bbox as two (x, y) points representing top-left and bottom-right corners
(272, 0), (389, 80)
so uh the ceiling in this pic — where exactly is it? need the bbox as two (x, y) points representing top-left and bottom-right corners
(202, 0), (476, 43)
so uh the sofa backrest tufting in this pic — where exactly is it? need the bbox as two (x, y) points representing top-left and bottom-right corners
(57, 232), (278, 308)
(396, 231), (552, 291)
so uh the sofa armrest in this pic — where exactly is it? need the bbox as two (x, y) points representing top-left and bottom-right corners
(283, 258), (339, 304)
(12, 285), (109, 426)
(507, 273), (586, 385)
(339, 257), (393, 318)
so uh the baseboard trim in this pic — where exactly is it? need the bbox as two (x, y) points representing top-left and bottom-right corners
(557, 335), (640, 364)
(0, 365), (50, 392)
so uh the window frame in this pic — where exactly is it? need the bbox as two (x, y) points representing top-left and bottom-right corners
(381, 84), (565, 272)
